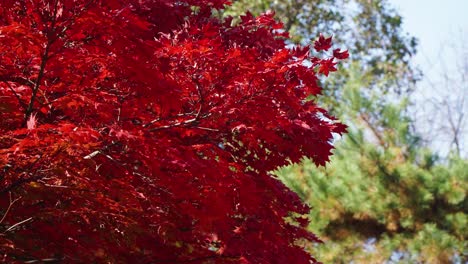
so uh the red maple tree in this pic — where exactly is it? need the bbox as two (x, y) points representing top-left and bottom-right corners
(0, 1), (346, 263)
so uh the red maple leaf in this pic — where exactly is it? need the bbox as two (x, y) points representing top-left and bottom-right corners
(333, 48), (349, 59)
(318, 58), (338, 76)
(314, 33), (333, 52)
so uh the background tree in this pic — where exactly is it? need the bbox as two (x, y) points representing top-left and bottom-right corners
(411, 38), (468, 158)
(279, 65), (467, 263)
(0, 0), (347, 263)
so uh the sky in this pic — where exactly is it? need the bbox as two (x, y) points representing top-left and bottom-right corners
(390, 0), (468, 67)
(389, 0), (468, 157)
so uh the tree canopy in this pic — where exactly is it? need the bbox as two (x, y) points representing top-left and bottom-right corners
(0, 0), (346, 263)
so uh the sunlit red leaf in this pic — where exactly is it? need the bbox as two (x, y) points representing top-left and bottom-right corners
(313, 33), (333, 52)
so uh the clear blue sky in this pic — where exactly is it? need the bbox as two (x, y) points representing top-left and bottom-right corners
(390, 0), (468, 157)
(390, 0), (467, 75)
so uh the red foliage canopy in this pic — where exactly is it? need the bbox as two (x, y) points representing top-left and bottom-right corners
(0, 0), (346, 263)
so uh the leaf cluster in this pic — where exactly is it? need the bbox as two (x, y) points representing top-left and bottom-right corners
(0, 0), (346, 262)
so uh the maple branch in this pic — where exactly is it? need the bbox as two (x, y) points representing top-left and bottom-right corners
(0, 154), (45, 194)
(2, 217), (33, 234)
(145, 78), (216, 131)
(24, 0), (61, 123)
(83, 141), (119, 160)
(2, 81), (28, 111)
(0, 76), (35, 87)
(38, 87), (52, 110)
(148, 113), (215, 132)
(0, 175), (44, 195)
(194, 126), (219, 132)
(143, 112), (199, 128)
(148, 118), (198, 131)
(143, 117), (162, 128)
(83, 150), (100, 160)
(23, 257), (63, 264)
(24, 42), (51, 123)
(0, 192), (21, 224)
(39, 183), (98, 193)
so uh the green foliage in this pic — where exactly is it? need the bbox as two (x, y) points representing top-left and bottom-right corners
(276, 67), (467, 262)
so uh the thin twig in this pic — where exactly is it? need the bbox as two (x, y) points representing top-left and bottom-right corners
(3, 81), (28, 111)
(143, 112), (199, 128)
(0, 153), (44, 194)
(40, 183), (97, 193)
(148, 113), (213, 132)
(0, 192), (21, 224)
(24, 257), (63, 263)
(149, 118), (197, 132)
(194, 126), (219, 132)
(143, 117), (161, 128)
(3, 217), (33, 233)
(0, 76), (35, 87)
(83, 142), (119, 160)
(83, 150), (100, 160)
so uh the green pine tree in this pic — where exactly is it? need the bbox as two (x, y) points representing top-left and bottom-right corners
(277, 64), (467, 263)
